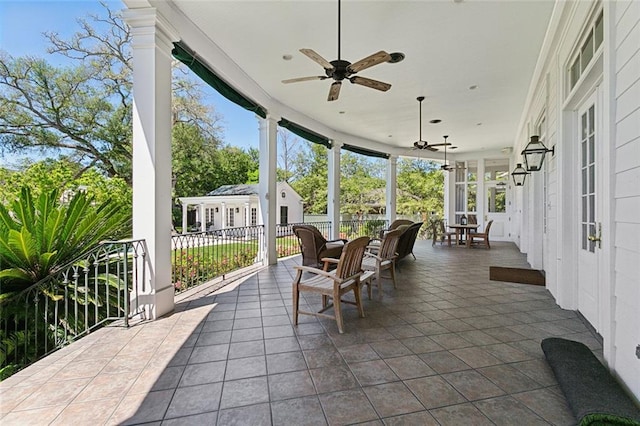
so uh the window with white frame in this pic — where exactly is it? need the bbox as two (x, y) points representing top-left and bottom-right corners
(205, 208), (214, 227)
(227, 208), (235, 227)
(569, 10), (603, 90)
(280, 206), (289, 225)
(484, 159), (509, 214)
(454, 160), (478, 223)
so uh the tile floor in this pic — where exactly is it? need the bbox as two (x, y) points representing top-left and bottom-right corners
(0, 241), (601, 425)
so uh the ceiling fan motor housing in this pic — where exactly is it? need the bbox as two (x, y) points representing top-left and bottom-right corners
(328, 59), (352, 80)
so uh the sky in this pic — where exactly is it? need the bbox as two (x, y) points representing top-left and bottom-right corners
(0, 0), (260, 167)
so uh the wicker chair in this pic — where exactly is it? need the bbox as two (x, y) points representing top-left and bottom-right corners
(292, 236), (370, 333)
(378, 219), (414, 238)
(292, 224), (347, 268)
(396, 222), (423, 261)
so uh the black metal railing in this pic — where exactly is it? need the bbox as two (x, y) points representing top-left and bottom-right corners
(170, 219), (392, 294)
(0, 239), (146, 379)
(339, 218), (388, 239)
(171, 226), (265, 293)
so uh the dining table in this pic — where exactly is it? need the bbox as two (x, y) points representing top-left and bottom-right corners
(447, 223), (480, 246)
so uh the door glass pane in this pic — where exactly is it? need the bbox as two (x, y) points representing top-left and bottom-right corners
(579, 103), (596, 252)
(455, 184), (465, 211)
(467, 184), (477, 212)
(487, 187), (506, 213)
(467, 161), (477, 182)
(484, 159), (509, 181)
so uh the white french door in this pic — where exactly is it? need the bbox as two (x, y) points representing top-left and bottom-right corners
(576, 92), (600, 330)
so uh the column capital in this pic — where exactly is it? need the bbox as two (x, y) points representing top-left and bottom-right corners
(123, 8), (179, 50)
(260, 114), (280, 131)
(388, 155), (398, 165)
(331, 140), (343, 150)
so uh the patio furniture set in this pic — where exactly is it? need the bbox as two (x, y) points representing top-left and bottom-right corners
(431, 219), (494, 249)
(291, 221), (423, 333)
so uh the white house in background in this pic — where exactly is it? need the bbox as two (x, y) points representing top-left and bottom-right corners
(178, 182), (303, 234)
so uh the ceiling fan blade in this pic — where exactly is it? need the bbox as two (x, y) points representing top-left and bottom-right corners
(300, 48), (333, 70)
(328, 82), (342, 101)
(282, 76), (328, 84)
(428, 142), (452, 147)
(349, 76), (391, 92)
(348, 51), (391, 73)
(426, 146), (439, 152)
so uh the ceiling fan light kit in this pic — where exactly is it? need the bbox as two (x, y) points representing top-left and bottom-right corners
(282, 0), (397, 101)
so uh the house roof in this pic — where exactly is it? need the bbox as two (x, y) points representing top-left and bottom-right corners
(207, 184), (258, 197)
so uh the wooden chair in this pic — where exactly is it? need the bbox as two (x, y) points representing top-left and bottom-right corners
(432, 219), (453, 247)
(361, 229), (401, 300)
(292, 224), (346, 268)
(466, 220), (493, 249)
(292, 236), (370, 333)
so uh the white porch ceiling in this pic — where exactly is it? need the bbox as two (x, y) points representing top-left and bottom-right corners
(129, 0), (555, 158)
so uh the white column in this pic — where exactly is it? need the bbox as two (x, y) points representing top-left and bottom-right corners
(221, 202), (227, 229)
(199, 203), (206, 232)
(328, 141), (342, 240)
(386, 155), (398, 225)
(124, 8), (178, 319)
(259, 115), (278, 264)
(181, 202), (188, 234)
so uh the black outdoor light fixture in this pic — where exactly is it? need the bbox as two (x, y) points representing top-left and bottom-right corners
(511, 163), (530, 186)
(521, 135), (554, 172)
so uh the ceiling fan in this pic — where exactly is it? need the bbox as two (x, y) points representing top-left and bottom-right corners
(412, 97), (451, 151)
(440, 136), (457, 171)
(281, 0), (393, 101)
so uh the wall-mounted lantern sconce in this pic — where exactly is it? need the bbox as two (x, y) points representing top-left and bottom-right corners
(511, 163), (530, 186)
(521, 135), (554, 172)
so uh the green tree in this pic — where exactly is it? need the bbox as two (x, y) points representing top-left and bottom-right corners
(290, 143), (328, 214)
(0, 4), (223, 185)
(0, 159), (131, 215)
(397, 158), (444, 221)
(340, 153), (385, 217)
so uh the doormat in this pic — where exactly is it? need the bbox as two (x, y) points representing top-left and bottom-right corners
(541, 338), (640, 425)
(489, 266), (545, 286)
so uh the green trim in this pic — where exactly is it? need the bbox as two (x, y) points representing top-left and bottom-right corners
(278, 118), (331, 148)
(343, 144), (390, 159)
(172, 42), (267, 119)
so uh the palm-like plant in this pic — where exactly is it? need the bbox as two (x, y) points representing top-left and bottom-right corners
(0, 187), (130, 292)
